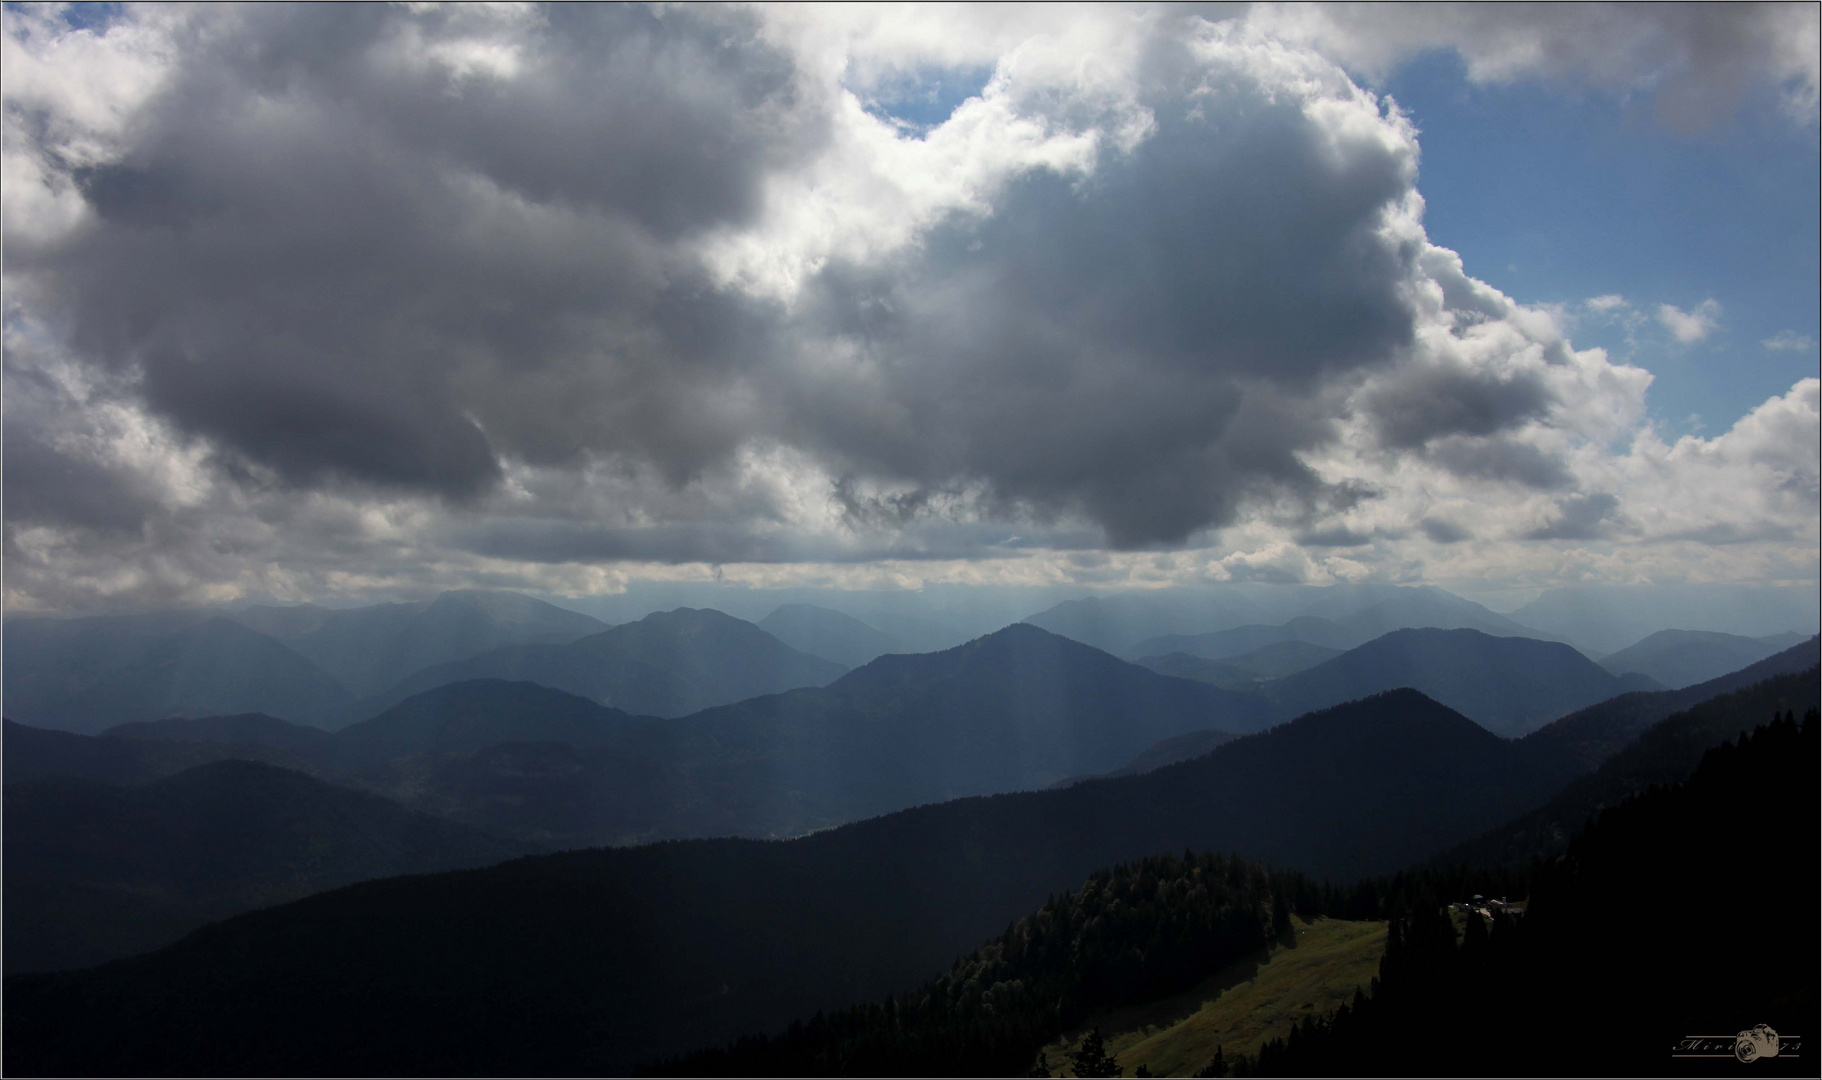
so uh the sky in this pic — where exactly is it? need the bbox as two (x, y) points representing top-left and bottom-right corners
(3, 2), (1818, 615)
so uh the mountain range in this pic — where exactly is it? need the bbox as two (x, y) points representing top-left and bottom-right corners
(2, 613), (357, 733)
(1507, 583), (1821, 655)
(1126, 593), (1553, 664)
(1517, 636), (1820, 773)
(1021, 591), (1273, 656)
(0, 688), (1579, 1075)
(1594, 628), (1799, 689)
(3, 590), (610, 733)
(65, 625), (1271, 847)
(229, 590), (607, 697)
(756, 603), (908, 668)
(366, 607), (848, 720)
(6, 626), (1813, 1071)
(1252, 628), (1662, 737)
(4, 597), (858, 734)
(1133, 640), (1344, 690)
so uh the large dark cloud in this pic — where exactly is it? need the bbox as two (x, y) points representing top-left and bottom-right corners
(9, 6), (1439, 559)
(1363, 363), (1555, 450)
(775, 51), (1422, 548)
(1425, 434), (1574, 490)
(16, 4), (821, 502)
(2, 425), (152, 537)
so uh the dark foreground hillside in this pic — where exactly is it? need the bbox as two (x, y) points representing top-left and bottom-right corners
(1247, 710), (1820, 1077)
(3, 760), (534, 974)
(2, 690), (1562, 1075)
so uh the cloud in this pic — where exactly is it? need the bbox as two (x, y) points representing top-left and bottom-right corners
(1419, 518), (1471, 544)
(1585, 294), (1629, 313)
(1763, 331), (1816, 353)
(2, 5), (1814, 613)
(1525, 492), (1623, 541)
(1252, 2), (1821, 129)
(1657, 300), (1722, 344)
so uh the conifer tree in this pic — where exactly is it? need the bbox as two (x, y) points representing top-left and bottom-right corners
(1068, 1028), (1122, 1077)
(1193, 1045), (1228, 1077)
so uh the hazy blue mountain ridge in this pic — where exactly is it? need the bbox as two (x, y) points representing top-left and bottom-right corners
(1253, 627), (1659, 737)
(367, 607), (848, 720)
(3, 590), (612, 733)
(373, 625), (1275, 844)
(1129, 592), (1553, 663)
(47, 626), (1274, 847)
(1133, 640), (1344, 689)
(2, 615), (356, 734)
(1020, 591), (1271, 655)
(230, 590), (609, 697)
(1508, 584), (1821, 655)
(1519, 636), (1821, 773)
(1595, 628), (1792, 690)
(756, 603), (906, 668)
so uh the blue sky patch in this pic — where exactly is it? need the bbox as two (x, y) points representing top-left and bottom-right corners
(1383, 51), (1820, 433)
(859, 65), (996, 135)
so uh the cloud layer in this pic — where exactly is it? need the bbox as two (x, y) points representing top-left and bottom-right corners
(4, 3), (1816, 611)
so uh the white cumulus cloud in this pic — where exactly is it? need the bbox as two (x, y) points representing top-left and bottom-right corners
(1657, 300), (1722, 344)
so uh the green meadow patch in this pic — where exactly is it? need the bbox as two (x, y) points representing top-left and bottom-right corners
(1039, 916), (1387, 1077)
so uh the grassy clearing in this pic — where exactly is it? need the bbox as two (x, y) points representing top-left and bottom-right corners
(1036, 915), (1387, 1077)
